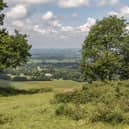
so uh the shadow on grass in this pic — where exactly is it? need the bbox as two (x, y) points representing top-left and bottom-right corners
(0, 87), (53, 96)
(0, 80), (52, 96)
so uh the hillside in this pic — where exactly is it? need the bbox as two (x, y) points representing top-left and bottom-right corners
(0, 79), (129, 129)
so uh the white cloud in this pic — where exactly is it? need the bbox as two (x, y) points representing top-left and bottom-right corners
(42, 11), (54, 20)
(98, 0), (107, 6)
(21, 0), (53, 4)
(108, 11), (119, 16)
(58, 0), (89, 8)
(110, 0), (119, 6)
(33, 25), (46, 34)
(78, 17), (96, 32)
(61, 26), (73, 32)
(98, 0), (119, 6)
(6, 4), (27, 19)
(108, 6), (129, 18)
(50, 20), (62, 27)
(12, 20), (24, 28)
(4, 0), (120, 10)
(33, 25), (57, 35)
(120, 6), (129, 17)
(33, 17), (96, 37)
(5, 0), (53, 5)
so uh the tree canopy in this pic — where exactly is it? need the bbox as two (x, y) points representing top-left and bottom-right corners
(0, 0), (31, 70)
(81, 16), (129, 81)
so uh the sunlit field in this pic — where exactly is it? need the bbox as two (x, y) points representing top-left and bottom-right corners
(1, 0), (129, 128)
(0, 79), (128, 129)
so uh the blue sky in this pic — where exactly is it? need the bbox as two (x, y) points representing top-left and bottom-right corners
(4, 0), (129, 48)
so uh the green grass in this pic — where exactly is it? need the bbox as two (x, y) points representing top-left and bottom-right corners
(0, 79), (128, 129)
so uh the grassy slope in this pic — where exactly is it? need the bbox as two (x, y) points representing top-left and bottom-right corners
(0, 80), (128, 129)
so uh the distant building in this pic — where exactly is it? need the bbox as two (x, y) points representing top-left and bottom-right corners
(45, 73), (53, 77)
(20, 73), (25, 77)
(37, 66), (42, 72)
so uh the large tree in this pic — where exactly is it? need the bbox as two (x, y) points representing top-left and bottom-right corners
(0, 0), (31, 70)
(81, 16), (129, 81)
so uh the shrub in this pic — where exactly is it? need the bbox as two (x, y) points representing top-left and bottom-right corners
(55, 104), (86, 121)
(55, 104), (65, 116)
(54, 92), (75, 103)
(106, 111), (124, 123)
(0, 74), (11, 80)
(54, 81), (129, 104)
(12, 76), (28, 81)
(54, 81), (129, 124)
(90, 103), (124, 124)
(0, 114), (13, 125)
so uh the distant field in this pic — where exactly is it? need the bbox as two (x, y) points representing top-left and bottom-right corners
(12, 80), (82, 92)
(0, 80), (128, 129)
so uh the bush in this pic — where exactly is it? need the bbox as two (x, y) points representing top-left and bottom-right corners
(12, 76), (28, 81)
(55, 104), (65, 116)
(0, 74), (11, 80)
(54, 81), (129, 104)
(54, 92), (75, 103)
(55, 104), (86, 121)
(90, 103), (124, 124)
(0, 113), (13, 125)
(54, 81), (129, 124)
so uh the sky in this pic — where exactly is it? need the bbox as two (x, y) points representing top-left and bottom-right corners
(3, 0), (129, 48)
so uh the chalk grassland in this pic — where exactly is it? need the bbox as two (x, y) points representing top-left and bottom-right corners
(0, 80), (128, 129)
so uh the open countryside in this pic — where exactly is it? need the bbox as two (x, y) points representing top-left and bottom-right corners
(1, 0), (129, 129)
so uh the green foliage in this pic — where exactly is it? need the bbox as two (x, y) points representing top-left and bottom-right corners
(31, 70), (52, 81)
(0, 113), (14, 125)
(0, 0), (7, 25)
(2, 55), (81, 81)
(0, 30), (32, 69)
(0, 73), (11, 80)
(90, 103), (124, 124)
(0, 80), (128, 129)
(54, 92), (76, 103)
(0, 1), (31, 70)
(54, 81), (129, 124)
(55, 104), (86, 121)
(12, 76), (28, 81)
(81, 16), (129, 81)
(54, 81), (129, 104)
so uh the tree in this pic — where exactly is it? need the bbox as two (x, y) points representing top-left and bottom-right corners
(0, 0), (6, 25)
(81, 16), (129, 81)
(0, 0), (31, 70)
